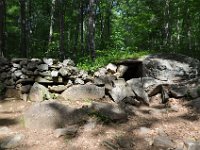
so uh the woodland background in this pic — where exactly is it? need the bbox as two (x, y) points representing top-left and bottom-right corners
(0, 0), (200, 64)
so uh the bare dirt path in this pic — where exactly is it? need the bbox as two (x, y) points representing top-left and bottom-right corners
(0, 98), (200, 150)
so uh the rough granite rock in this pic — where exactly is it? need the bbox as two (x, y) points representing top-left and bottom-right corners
(127, 78), (149, 105)
(169, 85), (188, 98)
(0, 134), (25, 149)
(143, 53), (200, 83)
(61, 84), (105, 100)
(28, 82), (51, 102)
(106, 63), (117, 73)
(109, 85), (135, 103)
(24, 101), (88, 129)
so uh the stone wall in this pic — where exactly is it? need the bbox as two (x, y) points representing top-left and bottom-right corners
(0, 58), (89, 100)
(0, 53), (200, 104)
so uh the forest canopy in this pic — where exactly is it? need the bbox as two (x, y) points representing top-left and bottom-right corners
(0, 0), (200, 61)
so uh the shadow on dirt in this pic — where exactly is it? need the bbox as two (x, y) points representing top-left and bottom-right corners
(0, 118), (18, 126)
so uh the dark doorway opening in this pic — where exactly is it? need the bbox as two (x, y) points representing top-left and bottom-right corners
(117, 60), (143, 81)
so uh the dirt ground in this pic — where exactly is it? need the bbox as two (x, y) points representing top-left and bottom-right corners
(0, 97), (200, 150)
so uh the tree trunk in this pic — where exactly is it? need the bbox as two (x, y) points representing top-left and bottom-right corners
(80, 0), (84, 55)
(163, 0), (170, 49)
(19, 0), (27, 57)
(28, 0), (32, 55)
(181, 0), (191, 52)
(48, 0), (56, 45)
(88, 0), (96, 60)
(59, 0), (65, 60)
(0, 0), (5, 57)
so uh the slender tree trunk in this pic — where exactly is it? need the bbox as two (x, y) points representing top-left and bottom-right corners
(164, 0), (170, 49)
(88, 0), (96, 60)
(0, 0), (5, 57)
(176, 6), (181, 48)
(181, 0), (191, 51)
(28, 0), (32, 55)
(80, 0), (84, 55)
(48, 0), (56, 45)
(59, 0), (65, 60)
(73, 0), (81, 59)
(19, 0), (27, 57)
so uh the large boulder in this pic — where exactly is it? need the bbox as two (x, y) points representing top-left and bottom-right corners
(109, 85), (135, 103)
(61, 84), (105, 100)
(143, 53), (200, 83)
(28, 82), (51, 102)
(127, 78), (150, 105)
(24, 101), (81, 129)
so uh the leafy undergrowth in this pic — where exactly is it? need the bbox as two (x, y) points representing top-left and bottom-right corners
(77, 49), (154, 72)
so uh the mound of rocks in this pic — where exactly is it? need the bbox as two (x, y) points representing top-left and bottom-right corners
(1, 53), (200, 107)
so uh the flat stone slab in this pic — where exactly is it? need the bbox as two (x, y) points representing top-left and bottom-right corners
(61, 84), (105, 101)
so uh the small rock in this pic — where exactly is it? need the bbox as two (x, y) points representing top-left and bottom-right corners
(138, 127), (152, 136)
(48, 85), (68, 93)
(51, 70), (59, 77)
(94, 75), (116, 86)
(19, 59), (29, 66)
(43, 58), (53, 66)
(106, 63), (117, 73)
(11, 58), (27, 63)
(74, 78), (84, 85)
(28, 82), (51, 102)
(12, 63), (21, 69)
(94, 68), (107, 77)
(0, 134), (25, 149)
(184, 140), (200, 150)
(0, 127), (12, 135)
(63, 59), (75, 66)
(27, 62), (37, 70)
(38, 71), (51, 77)
(122, 97), (141, 106)
(37, 64), (49, 71)
(152, 136), (174, 149)
(54, 126), (78, 138)
(117, 136), (134, 149)
(59, 67), (71, 77)
(14, 70), (23, 78)
(170, 85), (188, 98)
(35, 76), (53, 83)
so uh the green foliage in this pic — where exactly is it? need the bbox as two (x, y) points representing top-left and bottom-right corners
(77, 49), (153, 72)
(88, 111), (111, 124)
(2, 0), (200, 60)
